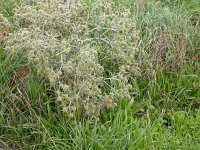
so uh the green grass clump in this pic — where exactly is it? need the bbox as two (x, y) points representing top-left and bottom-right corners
(0, 0), (199, 149)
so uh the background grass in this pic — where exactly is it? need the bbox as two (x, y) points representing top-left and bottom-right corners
(0, 0), (199, 149)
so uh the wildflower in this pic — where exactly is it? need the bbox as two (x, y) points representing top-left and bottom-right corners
(6, 0), (141, 120)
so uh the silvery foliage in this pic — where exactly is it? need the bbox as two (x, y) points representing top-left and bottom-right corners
(6, 0), (141, 120)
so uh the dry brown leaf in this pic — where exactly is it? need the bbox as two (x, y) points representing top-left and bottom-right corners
(13, 67), (30, 79)
(0, 28), (9, 42)
(10, 67), (30, 85)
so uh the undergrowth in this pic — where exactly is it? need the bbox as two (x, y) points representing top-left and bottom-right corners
(0, 0), (199, 149)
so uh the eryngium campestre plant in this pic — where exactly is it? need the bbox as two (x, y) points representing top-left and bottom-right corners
(6, 0), (141, 120)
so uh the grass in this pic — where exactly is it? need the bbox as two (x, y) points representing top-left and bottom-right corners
(0, 0), (200, 149)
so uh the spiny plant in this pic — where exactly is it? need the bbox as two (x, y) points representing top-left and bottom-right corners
(5, 0), (141, 120)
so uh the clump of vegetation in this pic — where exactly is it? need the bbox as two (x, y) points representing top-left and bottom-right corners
(5, 0), (141, 120)
(1, 0), (200, 149)
(0, 13), (10, 42)
(0, 14), (10, 30)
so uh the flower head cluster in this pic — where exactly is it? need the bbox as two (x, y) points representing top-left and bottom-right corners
(6, 0), (140, 120)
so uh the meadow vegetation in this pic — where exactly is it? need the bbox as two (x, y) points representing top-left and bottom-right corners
(0, 0), (199, 149)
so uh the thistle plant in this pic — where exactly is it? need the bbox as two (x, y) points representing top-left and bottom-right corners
(6, 0), (141, 120)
